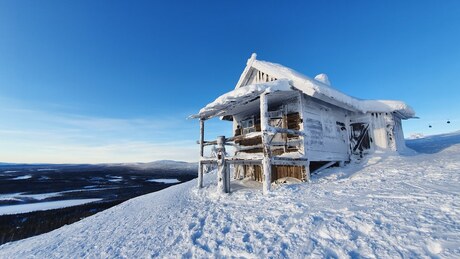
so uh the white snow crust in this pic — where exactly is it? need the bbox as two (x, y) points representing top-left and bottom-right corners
(314, 73), (331, 86)
(0, 132), (459, 258)
(191, 79), (292, 119)
(253, 59), (415, 118)
(193, 59), (415, 120)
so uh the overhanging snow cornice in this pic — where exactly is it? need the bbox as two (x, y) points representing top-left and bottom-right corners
(190, 79), (294, 120)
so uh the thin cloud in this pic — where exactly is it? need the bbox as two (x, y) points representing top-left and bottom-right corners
(0, 102), (204, 163)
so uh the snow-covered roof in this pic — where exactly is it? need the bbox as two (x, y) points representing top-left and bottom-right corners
(190, 79), (293, 119)
(191, 54), (416, 120)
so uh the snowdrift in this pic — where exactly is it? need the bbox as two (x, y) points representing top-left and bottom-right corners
(0, 133), (459, 258)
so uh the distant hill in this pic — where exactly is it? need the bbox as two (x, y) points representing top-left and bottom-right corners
(116, 160), (197, 171)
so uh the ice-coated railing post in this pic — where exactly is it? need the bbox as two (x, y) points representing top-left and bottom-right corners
(197, 119), (204, 189)
(216, 136), (229, 194)
(225, 159), (231, 193)
(260, 91), (272, 195)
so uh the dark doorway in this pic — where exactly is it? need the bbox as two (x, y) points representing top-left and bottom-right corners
(350, 122), (371, 155)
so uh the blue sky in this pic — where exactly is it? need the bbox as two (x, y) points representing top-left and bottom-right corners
(1, 1), (459, 163)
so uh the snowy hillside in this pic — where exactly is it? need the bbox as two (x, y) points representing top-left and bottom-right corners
(0, 133), (459, 258)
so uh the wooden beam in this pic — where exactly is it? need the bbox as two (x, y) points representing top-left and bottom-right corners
(260, 92), (271, 195)
(198, 119), (204, 188)
(196, 140), (217, 146)
(296, 92), (310, 181)
(200, 159), (217, 165)
(268, 126), (306, 137)
(202, 157), (308, 165)
(304, 161), (311, 182)
(298, 91), (307, 157)
(234, 144), (264, 151)
(227, 159), (263, 165)
(216, 136), (230, 194)
(272, 157), (308, 161)
(271, 160), (309, 166)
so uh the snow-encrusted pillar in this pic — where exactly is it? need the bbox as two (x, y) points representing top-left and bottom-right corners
(216, 136), (229, 194)
(198, 119), (204, 188)
(260, 92), (272, 194)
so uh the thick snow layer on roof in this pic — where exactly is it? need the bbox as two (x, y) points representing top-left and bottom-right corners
(192, 57), (415, 119)
(191, 79), (292, 119)
(252, 59), (415, 118)
(1, 132), (459, 258)
(359, 100), (415, 117)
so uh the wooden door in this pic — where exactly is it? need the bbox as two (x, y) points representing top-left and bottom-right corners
(349, 122), (371, 155)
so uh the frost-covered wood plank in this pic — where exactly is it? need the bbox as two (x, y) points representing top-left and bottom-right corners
(267, 126), (306, 137)
(216, 136), (229, 193)
(198, 119), (204, 188)
(227, 159), (263, 165)
(260, 92), (272, 194)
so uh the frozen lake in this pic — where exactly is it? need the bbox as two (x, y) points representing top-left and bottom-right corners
(0, 199), (102, 216)
(147, 178), (180, 184)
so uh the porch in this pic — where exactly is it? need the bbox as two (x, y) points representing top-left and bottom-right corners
(191, 79), (310, 194)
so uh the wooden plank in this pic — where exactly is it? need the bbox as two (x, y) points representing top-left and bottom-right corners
(227, 159), (263, 165)
(216, 136), (229, 193)
(198, 119), (204, 188)
(269, 126), (306, 137)
(271, 160), (309, 166)
(260, 92), (272, 194)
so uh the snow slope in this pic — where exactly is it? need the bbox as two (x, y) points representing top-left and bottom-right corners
(0, 133), (459, 258)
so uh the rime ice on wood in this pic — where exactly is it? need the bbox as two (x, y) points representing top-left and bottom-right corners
(191, 53), (415, 194)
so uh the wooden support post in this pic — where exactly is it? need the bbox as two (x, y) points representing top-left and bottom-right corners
(216, 136), (230, 194)
(225, 163), (231, 193)
(198, 119), (204, 188)
(304, 161), (311, 182)
(260, 92), (272, 195)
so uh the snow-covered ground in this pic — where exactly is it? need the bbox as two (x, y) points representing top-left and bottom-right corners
(0, 132), (459, 258)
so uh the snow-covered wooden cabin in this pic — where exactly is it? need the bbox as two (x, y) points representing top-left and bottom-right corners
(191, 54), (415, 194)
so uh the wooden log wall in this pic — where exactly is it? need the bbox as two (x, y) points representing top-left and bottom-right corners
(235, 112), (301, 153)
(243, 165), (306, 182)
(271, 165), (305, 181)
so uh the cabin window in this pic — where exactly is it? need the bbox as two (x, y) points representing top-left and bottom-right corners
(241, 117), (256, 135)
